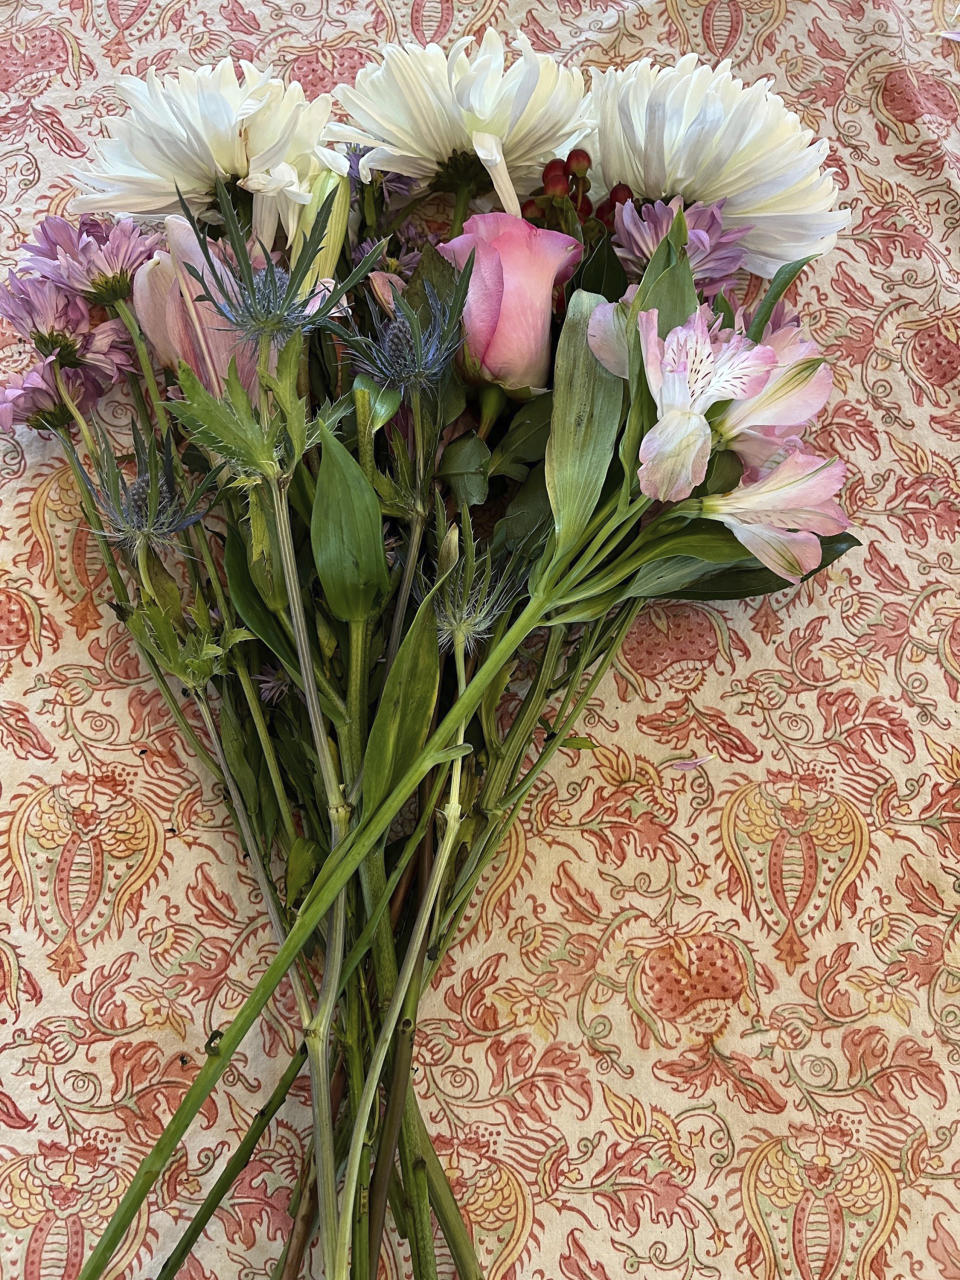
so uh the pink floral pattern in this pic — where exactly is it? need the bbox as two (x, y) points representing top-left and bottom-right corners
(2, 3), (960, 1278)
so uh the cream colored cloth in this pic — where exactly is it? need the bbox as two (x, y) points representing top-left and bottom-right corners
(1, 4), (959, 1277)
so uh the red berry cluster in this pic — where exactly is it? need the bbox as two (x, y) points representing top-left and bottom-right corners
(595, 183), (634, 231)
(522, 148), (596, 225)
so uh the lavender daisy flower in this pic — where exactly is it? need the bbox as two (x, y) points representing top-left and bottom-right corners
(0, 272), (134, 382)
(613, 197), (748, 297)
(0, 359), (98, 433)
(0, 273), (87, 353)
(22, 215), (161, 304)
(346, 146), (418, 209)
(20, 214), (111, 264)
(354, 233), (421, 279)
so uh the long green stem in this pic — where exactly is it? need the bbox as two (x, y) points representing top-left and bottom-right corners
(157, 1047), (307, 1280)
(430, 601), (642, 978)
(386, 512), (425, 672)
(332, 779), (465, 1280)
(269, 477), (346, 824)
(233, 660), (298, 843)
(78, 589), (549, 1280)
(414, 1107), (483, 1280)
(53, 363), (100, 462)
(335, 638), (469, 1280)
(450, 185), (471, 238)
(194, 695), (313, 1029)
(114, 298), (171, 435)
(305, 884), (346, 1280)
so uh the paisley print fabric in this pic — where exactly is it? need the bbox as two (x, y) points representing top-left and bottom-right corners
(2, 3), (960, 1278)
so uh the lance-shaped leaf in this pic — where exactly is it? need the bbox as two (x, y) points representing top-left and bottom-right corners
(746, 258), (813, 342)
(310, 426), (389, 622)
(673, 531), (861, 600)
(224, 525), (297, 674)
(363, 587), (440, 816)
(545, 289), (624, 555)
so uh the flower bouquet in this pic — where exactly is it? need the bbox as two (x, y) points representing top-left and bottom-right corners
(0, 34), (856, 1280)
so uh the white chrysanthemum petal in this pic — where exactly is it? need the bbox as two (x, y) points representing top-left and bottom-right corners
(591, 56), (850, 274)
(73, 59), (345, 242)
(330, 32), (592, 214)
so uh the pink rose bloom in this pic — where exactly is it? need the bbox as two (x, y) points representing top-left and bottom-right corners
(438, 213), (583, 393)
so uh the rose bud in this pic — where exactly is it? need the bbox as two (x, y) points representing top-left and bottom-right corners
(438, 212), (583, 393)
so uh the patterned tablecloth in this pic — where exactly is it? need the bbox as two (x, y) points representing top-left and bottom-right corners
(2, 2), (960, 1278)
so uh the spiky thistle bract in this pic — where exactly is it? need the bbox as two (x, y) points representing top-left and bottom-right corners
(176, 179), (385, 350)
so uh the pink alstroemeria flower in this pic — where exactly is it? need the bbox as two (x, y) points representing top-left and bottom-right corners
(133, 216), (255, 396)
(694, 451), (848, 582)
(439, 212), (583, 393)
(588, 303), (776, 502)
(715, 319), (834, 465)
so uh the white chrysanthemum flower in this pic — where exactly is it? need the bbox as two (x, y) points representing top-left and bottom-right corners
(73, 58), (349, 246)
(327, 31), (592, 216)
(590, 53), (849, 276)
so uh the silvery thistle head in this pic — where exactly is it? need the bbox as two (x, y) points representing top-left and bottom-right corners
(84, 427), (214, 560)
(175, 180), (384, 353)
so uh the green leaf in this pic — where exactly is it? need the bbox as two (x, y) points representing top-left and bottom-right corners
(700, 449), (744, 496)
(311, 426), (389, 622)
(673, 531), (861, 601)
(621, 555), (736, 602)
(545, 290), (625, 554)
(492, 463), (552, 551)
(286, 837), (325, 907)
(363, 588), (440, 816)
(353, 375), (401, 446)
(579, 234), (628, 302)
(563, 734), (596, 750)
(224, 524), (298, 674)
(714, 292), (736, 329)
(489, 396), (552, 481)
(437, 432), (491, 506)
(256, 752), (279, 851)
(170, 362), (279, 479)
(404, 241), (460, 326)
(640, 519), (756, 565)
(642, 258), (699, 337)
(219, 685), (260, 810)
(746, 258), (814, 342)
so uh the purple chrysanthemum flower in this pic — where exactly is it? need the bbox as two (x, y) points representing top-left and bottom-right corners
(0, 273), (87, 351)
(346, 146), (418, 209)
(0, 272), (134, 382)
(21, 215), (161, 304)
(613, 197), (748, 297)
(0, 359), (98, 433)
